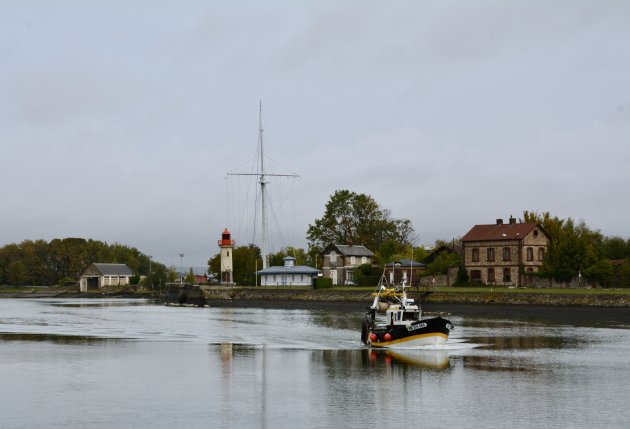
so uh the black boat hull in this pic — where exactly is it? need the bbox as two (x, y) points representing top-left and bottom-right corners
(364, 316), (453, 348)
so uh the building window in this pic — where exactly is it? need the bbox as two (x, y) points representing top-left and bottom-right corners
(538, 248), (545, 261)
(488, 268), (495, 283)
(347, 271), (354, 283)
(487, 248), (495, 262)
(361, 256), (367, 264)
(503, 268), (511, 282)
(472, 248), (480, 262)
(533, 230), (539, 238)
(470, 270), (481, 282)
(350, 256), (356, 265)
(503, 247), (511, 261)
(527, 247), (534, 261)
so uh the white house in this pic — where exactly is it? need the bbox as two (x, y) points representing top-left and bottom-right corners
(80, 263), (133, 291)
(256, 256), (321, 286)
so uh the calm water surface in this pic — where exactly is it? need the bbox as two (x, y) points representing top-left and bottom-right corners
(1, 298), (630, 429)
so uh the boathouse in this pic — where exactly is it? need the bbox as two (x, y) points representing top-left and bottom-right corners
(80, 263), (133, 291)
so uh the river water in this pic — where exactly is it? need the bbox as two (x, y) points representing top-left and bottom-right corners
(1, 298), (629, 429)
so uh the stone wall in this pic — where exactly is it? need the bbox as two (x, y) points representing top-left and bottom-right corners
(416, 266), (459, 289)
(521, 273), (599, 289)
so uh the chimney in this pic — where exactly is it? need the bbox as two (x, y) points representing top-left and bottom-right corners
(496, 219), (503, 225)
(509, 216), (516, 225)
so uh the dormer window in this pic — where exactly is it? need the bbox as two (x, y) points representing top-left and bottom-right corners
(330, 250), (337, 267)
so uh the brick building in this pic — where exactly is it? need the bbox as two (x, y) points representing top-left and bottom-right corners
(461, 217), (551, 286)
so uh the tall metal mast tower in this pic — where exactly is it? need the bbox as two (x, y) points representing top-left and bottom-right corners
(227, 102), (299, 269)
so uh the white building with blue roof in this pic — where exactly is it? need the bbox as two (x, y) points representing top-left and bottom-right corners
(256, 256), (321, 286)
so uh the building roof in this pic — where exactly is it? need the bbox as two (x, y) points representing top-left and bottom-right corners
(256, 265), (321, 275)
(323, 244), (374, 257)
(461, 222), (540, 242)
(422, 244), (461, 264)
(92, 263), (133, 276)
(384, 259), (427, 268)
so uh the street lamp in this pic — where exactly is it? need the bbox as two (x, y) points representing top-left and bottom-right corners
(179, 253), (184, 284)
(148, 255), (153, 292)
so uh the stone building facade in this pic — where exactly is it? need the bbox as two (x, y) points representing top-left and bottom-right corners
(461, 217), (551, 286)
(321, 244), (374, 286)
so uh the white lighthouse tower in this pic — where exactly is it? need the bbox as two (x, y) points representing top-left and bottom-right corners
(218, 228), (235, 285)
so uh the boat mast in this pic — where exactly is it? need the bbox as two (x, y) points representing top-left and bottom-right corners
(226, 101), (299, 271)
(258, 101), (269, 269)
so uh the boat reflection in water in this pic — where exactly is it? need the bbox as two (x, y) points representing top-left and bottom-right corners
(368, 349), (450, 370)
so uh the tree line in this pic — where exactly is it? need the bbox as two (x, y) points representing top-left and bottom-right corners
(4, 192), (629, 289)
(0, 238), (172, 288)
(523, 211), (630, 287)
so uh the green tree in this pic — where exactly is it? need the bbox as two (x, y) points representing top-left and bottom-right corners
(268, 247), (308, 267)
(354, 263), (381, 286)
(522, 211), (626, 285)
(185, 268), (195, 283)
(613, 261), (630, 288)
(208, 254), (220, 277)
(7, 260), (28, 285)
(425, 252), (461, 275)
(601, 236), (630, 260)
(0, 238), (168, 287)
(584, 259), (614, 287)
(208, 244), (262, 285)
(307, 189), (415, 258)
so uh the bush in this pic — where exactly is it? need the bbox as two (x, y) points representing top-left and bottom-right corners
(58, 277), (77, 287)
(584, 259), (614, 287)
(355, 264), (381, 286)
(313, 277), (333, 289)
(454, 267), (468, 286)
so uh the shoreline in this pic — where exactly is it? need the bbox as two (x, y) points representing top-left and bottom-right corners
(2, 286), (630, 323)
(205, 299), (630, 324)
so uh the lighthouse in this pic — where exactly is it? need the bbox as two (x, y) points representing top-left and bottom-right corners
(218, 228), (235, 285)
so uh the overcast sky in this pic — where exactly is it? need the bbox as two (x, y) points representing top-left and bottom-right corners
(1, 0), (629, 269)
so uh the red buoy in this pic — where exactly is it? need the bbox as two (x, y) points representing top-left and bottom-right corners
(369, 333), (377, 342)
(384, 333), (392, 342)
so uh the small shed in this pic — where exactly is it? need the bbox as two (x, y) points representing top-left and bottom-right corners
(80, 263), (133, 291)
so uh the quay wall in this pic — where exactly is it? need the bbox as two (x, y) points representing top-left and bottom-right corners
(202, 287), (630, 307)
(3, 286), (630, 307)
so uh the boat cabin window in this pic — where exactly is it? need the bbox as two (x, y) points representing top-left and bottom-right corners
(403, 311), (419, 321)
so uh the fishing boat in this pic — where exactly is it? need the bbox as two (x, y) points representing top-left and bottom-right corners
(361, 276), (454, 348)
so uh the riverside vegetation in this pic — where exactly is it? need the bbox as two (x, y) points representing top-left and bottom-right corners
(1, 193), (630, 290)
